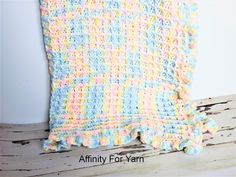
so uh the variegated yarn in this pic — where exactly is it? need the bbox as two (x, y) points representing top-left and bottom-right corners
(40, 0), (217, 154)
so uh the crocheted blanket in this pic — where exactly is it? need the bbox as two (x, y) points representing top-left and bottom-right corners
(40, 0), (217, 154)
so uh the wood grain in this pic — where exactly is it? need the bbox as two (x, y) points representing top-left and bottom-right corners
(0, 94), (236, 177)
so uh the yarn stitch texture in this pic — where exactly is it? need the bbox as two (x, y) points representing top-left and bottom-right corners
(40, 0), (218, 154)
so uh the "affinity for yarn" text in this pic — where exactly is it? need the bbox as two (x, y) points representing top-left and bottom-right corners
(79, 154), (144, 165)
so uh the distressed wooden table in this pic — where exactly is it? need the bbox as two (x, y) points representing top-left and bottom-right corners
(1, 95), (236, 177)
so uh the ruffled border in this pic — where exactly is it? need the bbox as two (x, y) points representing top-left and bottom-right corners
(43, 114), (217, 155)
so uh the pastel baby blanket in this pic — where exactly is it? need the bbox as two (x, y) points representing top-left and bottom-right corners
(40, 0), (217, 154)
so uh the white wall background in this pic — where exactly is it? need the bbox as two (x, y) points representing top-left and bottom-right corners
(0, 0), (236, 124)
(192, 0), (236, 99)
(1, 0), (50, 124)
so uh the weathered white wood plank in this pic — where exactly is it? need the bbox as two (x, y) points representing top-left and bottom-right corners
(0, 94), (235, 177)
(1, 143), (235, 177)
(0, 131), (48, 142)
(0, 122), (48, 132)
(39, 143), (236, 177)
(194, 94), (236, 106)
(0, 130), (235, 176)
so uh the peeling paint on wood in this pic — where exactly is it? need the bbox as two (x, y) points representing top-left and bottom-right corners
(12, 140), (30, 146)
